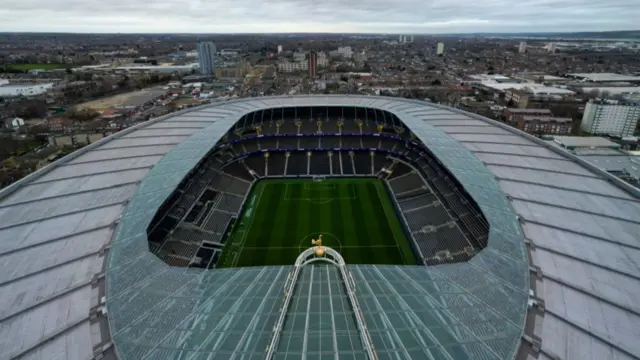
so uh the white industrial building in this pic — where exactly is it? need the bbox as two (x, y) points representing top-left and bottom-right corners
(581, 101), (640, 136)
(114, 64), (198, 73)
(568, 73), (640, 83)
(0, 83), (54, 97)
(580, 86), (640, 96)
(436, 42), (444, 56)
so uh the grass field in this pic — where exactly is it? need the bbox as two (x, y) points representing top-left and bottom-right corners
(5, 63), (67, 70)
(218, 178), (416, 267)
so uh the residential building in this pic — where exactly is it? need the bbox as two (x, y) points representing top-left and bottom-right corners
(353, 51), (367, 66)
(293, 52), (306, 62)
(398, 35), (413, 43)
(581, 101), (640, 137)
(317, 52), (329, 68)
(547, 43), (556, 53)
(518, 42), (527, 54)
(504, 108), (553, 122)
(277, 45), (283, 54)
(308, 51), (318, 79)
(514, 116), (572, 135)
(47, 117), (73, 132)
(436, 42), (444, 56)
(505, 89), (530, 107)
(337, 46), (353, 58)
(197, 42), (216, 75)
(215, 67), (237, 79)
(277, 61), (308, 73)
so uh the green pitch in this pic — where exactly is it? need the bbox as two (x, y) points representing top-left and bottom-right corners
(218, 178), (416, 267)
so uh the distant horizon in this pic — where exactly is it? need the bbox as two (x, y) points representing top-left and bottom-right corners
(0, 29), (639, 36)
(3, 0), (638, 34)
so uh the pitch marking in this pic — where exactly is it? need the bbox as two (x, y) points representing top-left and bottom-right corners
(373, 182), (407, 265)
(233, 183), (267, 267)
(284, 183), (357, 204)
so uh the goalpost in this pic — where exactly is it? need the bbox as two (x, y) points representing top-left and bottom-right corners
(312, 175), (327, 182)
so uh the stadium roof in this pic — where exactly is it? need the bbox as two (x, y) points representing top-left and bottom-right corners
(1, 95), (639, 360)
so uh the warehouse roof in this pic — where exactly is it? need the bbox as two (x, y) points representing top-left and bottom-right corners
(568, 72), (640, 82)
(0, 95), (639, 360)
(553, 136), (621, 149)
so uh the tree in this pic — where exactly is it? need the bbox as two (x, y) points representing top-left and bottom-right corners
(67, 108), (99, 122)
(587, 89), (600, 99)
(27, 124), (50, 136)
(19, 102), (48, 119)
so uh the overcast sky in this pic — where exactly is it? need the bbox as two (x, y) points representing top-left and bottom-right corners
(0, 0), (638, 33)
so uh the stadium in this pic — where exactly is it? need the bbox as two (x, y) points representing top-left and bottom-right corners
(0, 95), (638, 360)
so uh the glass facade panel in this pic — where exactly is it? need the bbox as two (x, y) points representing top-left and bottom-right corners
(106, 98), (528, 360)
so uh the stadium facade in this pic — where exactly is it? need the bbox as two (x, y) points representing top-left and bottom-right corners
(0, 95), (639, 360)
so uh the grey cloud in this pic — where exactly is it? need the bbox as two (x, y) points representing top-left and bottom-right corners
(0, 0), (638, 32)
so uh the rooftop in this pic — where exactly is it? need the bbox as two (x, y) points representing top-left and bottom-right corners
(568, 72), (640, 82)
(0, 95), (639, 360)
(485, 83), (575, 95)
(580, 86), (640, 96)
(554, 136), (622, 149)
(519, 116), (572, 123)
(507, 108), (553, 114)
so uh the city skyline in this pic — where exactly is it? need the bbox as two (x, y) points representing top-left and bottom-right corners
(1, 0), (639, 33)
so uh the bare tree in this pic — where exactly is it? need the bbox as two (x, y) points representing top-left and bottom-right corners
(587, 89), (600, 99)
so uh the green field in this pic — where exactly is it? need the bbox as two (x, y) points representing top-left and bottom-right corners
(5, 63), (67, 71)
(218, 178), (416, 267)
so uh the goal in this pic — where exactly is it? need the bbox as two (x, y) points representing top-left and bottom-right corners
(312, 175), (327, 182)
